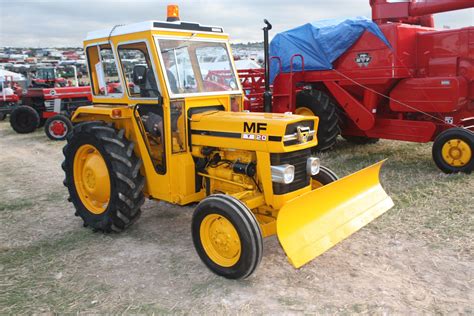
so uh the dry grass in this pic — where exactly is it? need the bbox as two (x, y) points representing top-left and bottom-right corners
(0, 120), (472, 314)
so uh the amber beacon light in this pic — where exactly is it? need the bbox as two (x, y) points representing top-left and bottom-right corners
(167, 4), (180, 22)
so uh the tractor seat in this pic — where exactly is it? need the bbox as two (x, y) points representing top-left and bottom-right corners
(140, 69), (160, 98)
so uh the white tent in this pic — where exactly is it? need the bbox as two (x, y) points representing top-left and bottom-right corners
(0, 69), (25, 82)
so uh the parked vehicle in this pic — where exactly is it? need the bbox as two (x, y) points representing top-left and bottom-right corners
(240, 0), (474, 174)
(61, 5), (393, 279)
(10, 85), (91, 140)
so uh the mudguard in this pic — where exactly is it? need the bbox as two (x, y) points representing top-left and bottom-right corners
(276, 160), (394, 268)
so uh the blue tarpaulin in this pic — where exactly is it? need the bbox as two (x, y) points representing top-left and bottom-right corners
(269, 17), (391, 83)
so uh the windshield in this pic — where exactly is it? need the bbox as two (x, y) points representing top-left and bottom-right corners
(37, 68), (56, 80)
(157, 39), (239, 95)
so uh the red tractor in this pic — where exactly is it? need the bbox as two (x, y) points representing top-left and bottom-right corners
(241, 0), (474, 174)
(7, 65), (93, 140)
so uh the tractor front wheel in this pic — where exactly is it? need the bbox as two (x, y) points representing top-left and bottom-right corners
(192, 194), (263, 279)
(62, 121), (145, 232)
(10, 105), (40, 133)
(296, 90), (340, 152)
(0, 112), (6, 121)
(432, 128), (473, 174)
(45, 114), (73, 141)
(311, 166), (339, 189)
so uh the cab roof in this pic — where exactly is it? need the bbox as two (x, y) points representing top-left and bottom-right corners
(85, 20), (225, 41)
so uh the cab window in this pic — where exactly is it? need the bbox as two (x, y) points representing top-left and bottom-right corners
(117, 42), (160, 98)
(86, 44), (122, 96)
(157, 39), (239, 96)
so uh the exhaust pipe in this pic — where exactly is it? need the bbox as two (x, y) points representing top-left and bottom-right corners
(263, 19), (272, 113)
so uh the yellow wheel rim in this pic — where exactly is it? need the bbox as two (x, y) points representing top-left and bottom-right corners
(73, 144), (111, 214)
(200, 214), (241, 267)
(295, 106), (315, 117)
(311, 179), (324, 189)
(441, 138), (472, 167)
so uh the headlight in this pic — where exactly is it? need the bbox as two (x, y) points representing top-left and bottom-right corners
(307, 157), (320, 175)
(271, 164), (295, 184)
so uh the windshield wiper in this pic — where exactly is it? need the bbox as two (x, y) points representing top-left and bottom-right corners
(161, 45), (188, 54)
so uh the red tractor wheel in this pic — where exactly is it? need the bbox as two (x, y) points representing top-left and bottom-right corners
(44, 114), (73, 141)
(10, 105), (40, 133)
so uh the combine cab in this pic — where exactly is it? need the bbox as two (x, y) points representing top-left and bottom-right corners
(241, 0), (474, 174)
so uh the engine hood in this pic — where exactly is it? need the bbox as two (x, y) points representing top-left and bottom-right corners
(189, 110), (319, 153)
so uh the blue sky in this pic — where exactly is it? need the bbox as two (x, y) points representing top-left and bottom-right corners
(0, 0), (472, 47)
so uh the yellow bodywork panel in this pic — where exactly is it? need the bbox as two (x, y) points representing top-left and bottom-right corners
(276, 160), (394, 268)
(190, 111), (318, 153)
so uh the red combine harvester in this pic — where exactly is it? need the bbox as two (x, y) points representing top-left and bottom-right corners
(240, 0), (474, 173)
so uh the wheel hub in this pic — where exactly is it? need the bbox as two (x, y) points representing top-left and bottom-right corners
(442, 139), (472, 167)
(200, 214), (241, 267)
(73, 144), (111, 214)
(50, 120), (67, 137)
(295, 106), (314, 117)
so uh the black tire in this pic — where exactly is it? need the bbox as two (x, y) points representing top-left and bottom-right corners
(342, 135), (380, 145)
(10, 105), (40, 133)
(311, 166), (339, 189)
(62, 121), (145, 232)
(432, 127), (473, 174)
(192, 194), (263, 279)
(0, 112), (6, 121)
(296, 90), (340, 152)
(44, 114), (73, 141)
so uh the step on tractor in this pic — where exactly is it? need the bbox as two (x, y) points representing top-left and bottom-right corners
(62, 6), (394, 279)
(240, 0), (474, 174)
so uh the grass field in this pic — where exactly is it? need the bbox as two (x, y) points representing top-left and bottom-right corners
(0, 120), (472, 314)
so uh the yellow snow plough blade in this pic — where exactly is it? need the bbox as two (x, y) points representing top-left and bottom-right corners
(276, 160), (394, 268)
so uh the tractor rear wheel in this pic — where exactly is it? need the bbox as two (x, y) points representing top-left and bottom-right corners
(311, 166), (339, 189)
(296, 90), (340, 152)
(342, 135), (379, 145)
(192, 194), (263, 279)
(62, 121), (145, 232)
(432, 127), (473, 174)
(10, 105), (40, 133)
(45, 114), (73, 141)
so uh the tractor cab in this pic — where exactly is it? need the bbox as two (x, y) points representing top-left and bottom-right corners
(79, 9), (244, 174)
(32, 66), (79, 88)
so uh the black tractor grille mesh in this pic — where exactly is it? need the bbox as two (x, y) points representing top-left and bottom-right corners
(270, 148), (311, 195)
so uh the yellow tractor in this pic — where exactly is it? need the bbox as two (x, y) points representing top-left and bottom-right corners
(62, 6), (394, 279)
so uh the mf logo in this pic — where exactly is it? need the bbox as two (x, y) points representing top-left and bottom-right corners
(355, 53), (372, 67)
(243, 122), (267, 133)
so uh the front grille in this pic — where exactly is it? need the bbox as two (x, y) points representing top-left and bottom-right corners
(284, 120), (315, 146)
(270, 148), (311, 195)
(44, 100), (55, 111)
